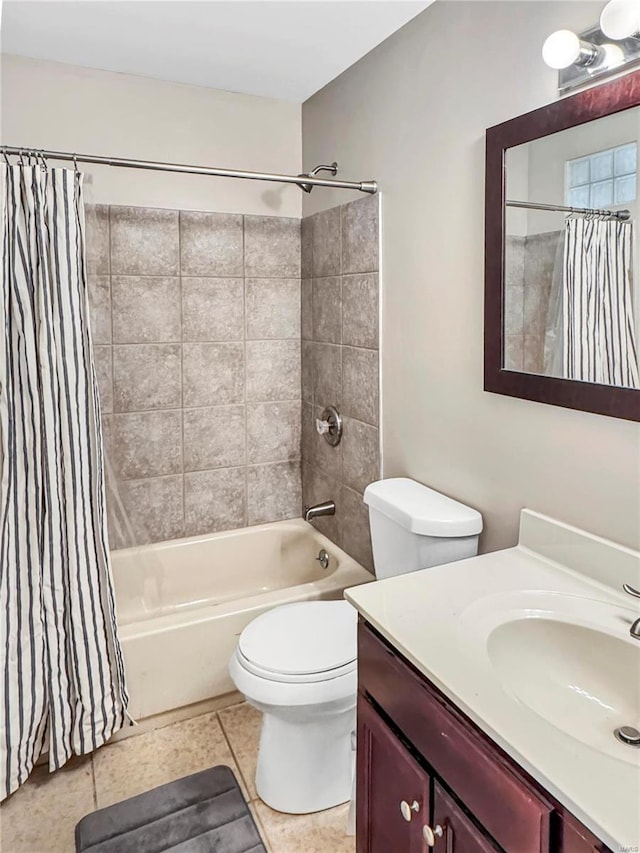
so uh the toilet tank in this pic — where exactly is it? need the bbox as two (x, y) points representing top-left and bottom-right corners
(363, 478), (483, 580)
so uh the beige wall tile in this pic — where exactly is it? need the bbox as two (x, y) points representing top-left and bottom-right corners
(247, 461), (301, 524)
(85, 204), (110, 275)
(342, 346), (378, 427)
(92, 712), (244, 808)
(182, 277), (244, 341)
(87, 275), (111, 344)
(301, 279), (313, 341)
(110, 206), (179, 275)
(0, 759), (95, 853)
(247, 401), (301, 464)
(342, 417), (379, 495)
(505, 334), (524, 371)
(112, 276), (181, 343)
(302, 460), (342, 545)
(341, 195), (378, 275)
(180, 211), (244, 277)
(93, 345), (113, 414)
(113, 344), (181, 412)
(183, 342), (244, 407)
(312, 276), (342, 344)
(342, 273), (378, 349)
(118, 474), (184, 543)
(184, 467), (246, 536)
(301, 215), (314, 279)
(183, 405), (246, 471)
(111, 410), (182, 479)
(312, 207), (341, 277)
(301, 340), (314, 404)
(246, 278), (301, 340)
(244, 216), (300, 278)
(246, 340), (300, 402)
(312, 342), (341, 409)
(340, 485), (374, 571)
(504, 285), (524, 337)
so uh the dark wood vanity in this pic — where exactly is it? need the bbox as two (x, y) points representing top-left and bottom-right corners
(356, 621), (613, 853)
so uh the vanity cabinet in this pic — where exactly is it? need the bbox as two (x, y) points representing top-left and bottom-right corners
(356, 621), (612, 853)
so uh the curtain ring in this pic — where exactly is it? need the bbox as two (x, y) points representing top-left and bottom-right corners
(18, 150), (25, 166)
(72, 154), (79, 175)
(1, 149), (10, 166)
(38, 150), (48, 172)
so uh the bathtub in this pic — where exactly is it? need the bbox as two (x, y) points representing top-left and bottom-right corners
(111, 519), (372, 721)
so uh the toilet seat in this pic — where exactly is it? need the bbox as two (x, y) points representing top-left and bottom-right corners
(237, 600), (357, 684)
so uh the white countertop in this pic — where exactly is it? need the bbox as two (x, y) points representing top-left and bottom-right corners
(345, 511), (640, 851)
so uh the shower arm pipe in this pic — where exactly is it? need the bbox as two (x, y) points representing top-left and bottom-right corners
(0, 146), (378, 194)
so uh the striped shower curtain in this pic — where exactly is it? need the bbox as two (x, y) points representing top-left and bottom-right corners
(563, 216), (640, 388)
(0, 163), (129, 800)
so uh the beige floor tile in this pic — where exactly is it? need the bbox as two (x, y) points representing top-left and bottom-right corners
(0, 757), (95, 853)
(218, 701), (262, 800)
(255, 802), (355, 853)
(249, 802), (273, 853)
(92, 710), (246, 808)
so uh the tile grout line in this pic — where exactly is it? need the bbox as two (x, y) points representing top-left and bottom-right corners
(178, 211), (186, 538)
(216, 711), (258, 808)
(242, 215), (249, 528)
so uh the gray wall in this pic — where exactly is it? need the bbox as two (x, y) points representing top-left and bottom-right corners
(301, 194), (381, 570)
(86, 205), (302, 546)
(301, 0), (640, 554)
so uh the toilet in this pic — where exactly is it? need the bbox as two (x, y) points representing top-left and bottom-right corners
(228, 478), (483, 814)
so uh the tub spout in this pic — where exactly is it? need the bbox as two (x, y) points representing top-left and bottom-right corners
(304, 501), (335, 522)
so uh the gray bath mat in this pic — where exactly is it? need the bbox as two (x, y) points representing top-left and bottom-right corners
(75, 765), (266, 853)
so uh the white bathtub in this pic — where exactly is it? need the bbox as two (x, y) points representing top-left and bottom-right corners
(112, 519), (372, 720)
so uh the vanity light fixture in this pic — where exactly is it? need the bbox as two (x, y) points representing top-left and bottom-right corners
(543, 17), (639, 91)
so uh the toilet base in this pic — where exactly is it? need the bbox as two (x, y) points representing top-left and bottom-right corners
(253, 701), (356, 814)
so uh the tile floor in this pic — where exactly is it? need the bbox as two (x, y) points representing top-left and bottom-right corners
(0, 702), (355, 853)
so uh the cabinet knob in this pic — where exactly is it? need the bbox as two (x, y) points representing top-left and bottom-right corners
(400, 800), (420, 821)
(422, 824), (444, 846)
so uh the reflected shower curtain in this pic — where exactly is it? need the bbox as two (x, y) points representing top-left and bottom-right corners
(563, 216), (640, 388)
(0, 163), (129, 800)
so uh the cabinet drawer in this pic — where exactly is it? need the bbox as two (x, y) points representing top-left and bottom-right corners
(433, 782), (501, 853)
(359, 622), (553, 853)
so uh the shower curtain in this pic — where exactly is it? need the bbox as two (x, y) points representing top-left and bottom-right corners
(562, 215), (640, 388)
(0, 163), (129, 800)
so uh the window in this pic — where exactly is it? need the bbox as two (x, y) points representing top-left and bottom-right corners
(566, 142), (637, 209)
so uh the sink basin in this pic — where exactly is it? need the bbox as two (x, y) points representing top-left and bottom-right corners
(459, 591), (640, 764)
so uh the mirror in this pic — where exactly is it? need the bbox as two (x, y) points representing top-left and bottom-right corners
(485, 70), (640, 421)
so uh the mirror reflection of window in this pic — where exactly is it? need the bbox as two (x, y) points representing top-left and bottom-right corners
(503, 110), (640, 389)
(566, 142), (637, 209)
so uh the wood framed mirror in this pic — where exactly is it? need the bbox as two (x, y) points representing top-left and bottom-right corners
(485, 70), (640, 422)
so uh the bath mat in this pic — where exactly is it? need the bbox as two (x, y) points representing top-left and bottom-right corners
(75, 765), (266, 853)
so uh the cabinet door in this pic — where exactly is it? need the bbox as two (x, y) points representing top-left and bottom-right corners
(432, 782), (501, 853)
(357, 695), (431, 853)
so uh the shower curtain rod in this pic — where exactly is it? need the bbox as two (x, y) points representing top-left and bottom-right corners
(506, 199), (630, 221)
(0, 145), (378, 194)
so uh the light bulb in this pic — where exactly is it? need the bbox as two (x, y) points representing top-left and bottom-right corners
(542, 30), (582, 69)
(600, 42), (625, 68)
(600, 0), (640, 39)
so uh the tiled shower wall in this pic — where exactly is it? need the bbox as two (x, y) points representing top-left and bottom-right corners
(301, 194), (380, 572)
(86, 205), (302, 547)
(504, 232), (561, 374)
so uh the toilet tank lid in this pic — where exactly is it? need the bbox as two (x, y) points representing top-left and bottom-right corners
(363, 478), (483, 537)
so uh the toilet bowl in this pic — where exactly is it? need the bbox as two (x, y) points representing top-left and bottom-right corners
(229, 478), (483, 814)
(228, 600), (357, 814)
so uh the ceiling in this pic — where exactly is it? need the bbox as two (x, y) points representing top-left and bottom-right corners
(0, 1), (432, 102)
